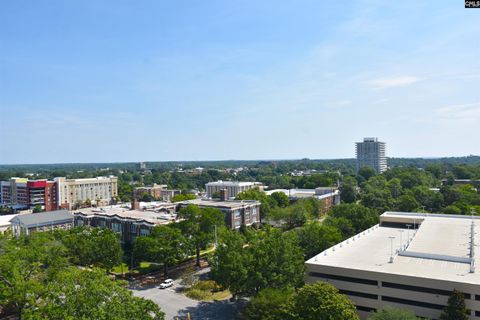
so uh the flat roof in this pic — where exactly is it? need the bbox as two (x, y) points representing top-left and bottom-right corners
(74, 206), (175, 225)
(205, 181), (256, 187)
(306, 211), (480, 285)
(179, 198), (260, 209)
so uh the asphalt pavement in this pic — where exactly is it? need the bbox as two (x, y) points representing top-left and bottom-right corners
(131, 275), (246, 320)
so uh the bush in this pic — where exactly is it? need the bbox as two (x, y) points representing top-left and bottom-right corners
(185, 289), (207, 300)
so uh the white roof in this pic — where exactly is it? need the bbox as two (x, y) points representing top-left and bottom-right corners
(0, 214), (17, 227)
(206, 181), (255, 187)
(307, 212), (480, 285)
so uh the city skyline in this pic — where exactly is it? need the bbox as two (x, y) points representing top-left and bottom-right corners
(1, 1), (480, 164)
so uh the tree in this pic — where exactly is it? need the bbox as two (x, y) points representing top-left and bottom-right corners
(358, 166), (376, 181)
(292, 281), (359, 320)
(60, 227), (122, 271)
(32, 204), (43, 213)
(440, 290), (469, 320)
(236, 188), (276, 220)
(171, 193), (197, 202)
(395, 194), (420, 212)
(210, 229), (248, 298)
(0, 232), (69, 316)
(294, 222), (342, 259)
(176, 205), (225, 266)
(243, 288), (294, 320)
(340, 176), (358, 203)
(133, 225), (189, 276)
(368, 306), (419, 320)
(325, 203), (378, 239)
(23, 267), (165, 320)
(270, 192), (289, 208)
(212, 228), (305, 297)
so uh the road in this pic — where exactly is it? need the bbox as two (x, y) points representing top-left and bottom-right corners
(131, 272), (246, 320)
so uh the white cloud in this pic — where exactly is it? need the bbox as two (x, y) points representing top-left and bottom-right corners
(366, 76), (424, 89)
(436, 102), (480, 121)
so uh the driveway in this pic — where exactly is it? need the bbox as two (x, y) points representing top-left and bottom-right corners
(131, 276), (247, 320)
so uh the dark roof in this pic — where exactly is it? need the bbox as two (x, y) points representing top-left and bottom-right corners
(10, 210), (73, 227)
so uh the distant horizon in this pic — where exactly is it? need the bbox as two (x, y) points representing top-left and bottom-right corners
(1, 154), (479, 167)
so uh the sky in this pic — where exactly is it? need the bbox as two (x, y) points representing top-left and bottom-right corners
(1, 0), (479, 164)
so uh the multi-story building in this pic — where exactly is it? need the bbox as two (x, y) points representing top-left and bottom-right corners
(134, 184), (181, 202)
(73, 203), (176, 243)
(356, 137), (387, 173)
(306, 211), (480, 319)
(177, 198), (261, 229)
(205, 181), (263, 199)
(55, 176), (118, 209)
(0, 178), (57, 211)
(265, 187), (340, 214)
(10, 210), (74, 237)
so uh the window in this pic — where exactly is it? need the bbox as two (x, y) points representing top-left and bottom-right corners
(382, 282), (470, 299)
(339, 289), (378, 300)
(130, 224), (137, 233)
(356, 305), (376, 312)
(112, 223), (122, 233)
(308, 272), (377, 286)
(140, 228), (150, 236)
(382, 295), (445, 311)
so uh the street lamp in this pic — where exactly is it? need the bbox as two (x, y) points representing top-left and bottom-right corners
(406, 224), (412, 244)
(389, 236), (396, 263)
(398, 230), (404, 251)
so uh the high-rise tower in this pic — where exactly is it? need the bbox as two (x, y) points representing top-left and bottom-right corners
(355, 137), (387, 173)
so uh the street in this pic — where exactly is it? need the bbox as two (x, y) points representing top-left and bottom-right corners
(131, 277), (246, 320)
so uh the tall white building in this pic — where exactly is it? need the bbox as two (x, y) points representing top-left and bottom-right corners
(356, 137), (387, 173)
(55, 176), (118, 209)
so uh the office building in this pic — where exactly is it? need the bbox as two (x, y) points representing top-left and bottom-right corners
(10, 210), (74, 237)
(306, 211), (480, 319)
(55, 176), (118, 209)
(356, 137), (387, 173)
(177, 198), (261, 229)
(205, 181), (263, 199)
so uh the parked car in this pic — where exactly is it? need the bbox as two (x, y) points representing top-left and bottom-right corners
(159, 279), (174, 289)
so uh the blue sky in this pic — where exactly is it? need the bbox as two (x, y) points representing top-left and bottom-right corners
(1, 0), (479, 164)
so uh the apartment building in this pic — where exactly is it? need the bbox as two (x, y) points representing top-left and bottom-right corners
(205, 181), (263, 199)
(56, 176), (118, 209)
(177, 198), (261, 229)
(306, 211), (480, 319)
(356, 137), (387, 173)
(73, 203), (176, 242)
(0, 178), (57, 211)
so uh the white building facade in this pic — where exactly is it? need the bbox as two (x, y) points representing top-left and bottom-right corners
(55, 176), (118, 209)
(356, 137), (387, 173)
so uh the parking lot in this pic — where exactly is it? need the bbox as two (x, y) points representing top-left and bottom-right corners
(131, 277), (247, 320)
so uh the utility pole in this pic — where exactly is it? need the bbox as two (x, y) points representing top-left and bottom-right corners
(389, 236), (396, 263)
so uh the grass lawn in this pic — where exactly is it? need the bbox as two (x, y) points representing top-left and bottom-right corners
(111, 261), (162, 275)
(184, 280), (231, 301)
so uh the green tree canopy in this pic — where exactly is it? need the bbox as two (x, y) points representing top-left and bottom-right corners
(368, 306), (419, 320)
(293, 222), (342, 259)
(60, 227), (122, 271)
(176, 205), (225, 266)
(325, 203), (378, 239)
(440, 289), (469, 320)
(292, 281), (359, 320)
(243, 287), (294, 320)
(133, 225), (189, 276)
(22, 267), (165, 320)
